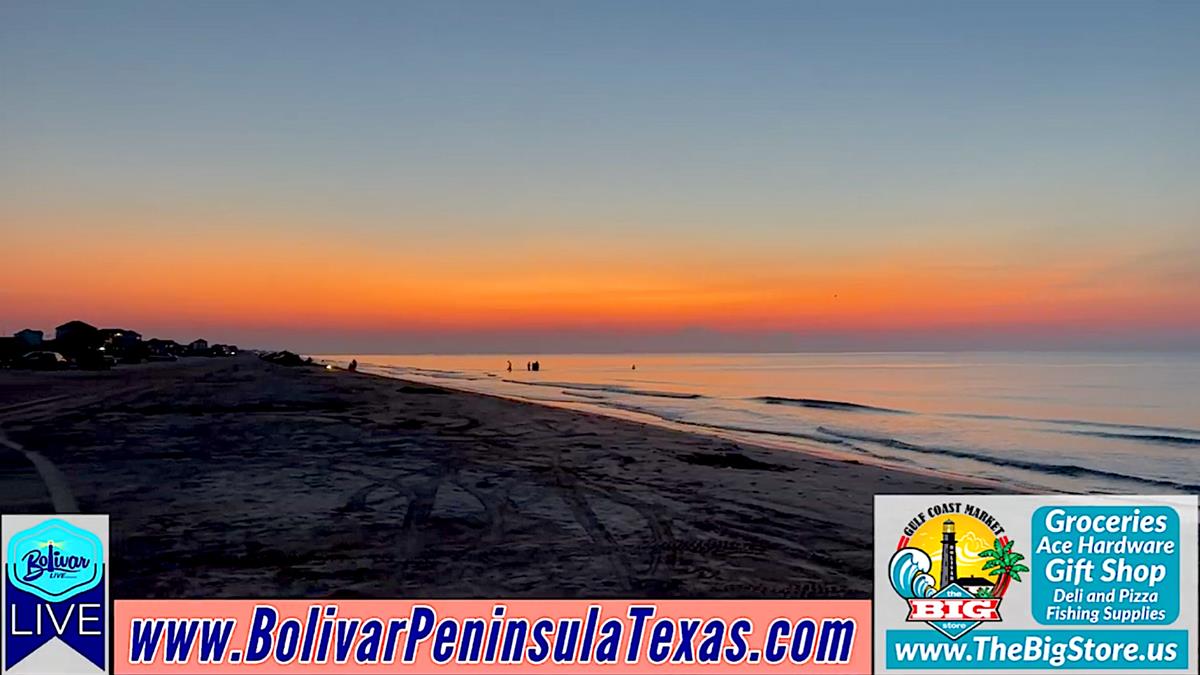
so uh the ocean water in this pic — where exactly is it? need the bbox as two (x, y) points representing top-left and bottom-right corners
(319, 352), (1200, 494)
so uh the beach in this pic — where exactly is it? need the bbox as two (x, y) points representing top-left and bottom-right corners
(0, 355), (986, 599)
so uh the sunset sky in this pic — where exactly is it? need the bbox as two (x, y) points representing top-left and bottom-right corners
(2, 1), (1198, 352)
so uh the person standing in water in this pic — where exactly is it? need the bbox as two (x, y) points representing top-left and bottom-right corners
(506, 360), (512, 372)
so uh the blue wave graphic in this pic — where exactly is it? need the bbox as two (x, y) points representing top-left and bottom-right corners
(889, 548), (937, 599)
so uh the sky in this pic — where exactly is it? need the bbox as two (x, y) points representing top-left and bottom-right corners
(2, 1), (1198, 353)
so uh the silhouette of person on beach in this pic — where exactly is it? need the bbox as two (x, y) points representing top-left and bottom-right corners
(507, 360), (512, 372)
(526, 361), (531, 371)
(532, 360), (540, 372)
(348, 359), (358, 372)
(632, 364), (636, 370)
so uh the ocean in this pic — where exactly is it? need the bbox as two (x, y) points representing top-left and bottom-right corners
(318, 352), (1199, 494)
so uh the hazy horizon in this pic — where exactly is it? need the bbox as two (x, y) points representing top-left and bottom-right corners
(7, 319), (1199, 355)
(3, 1), (1198, 352)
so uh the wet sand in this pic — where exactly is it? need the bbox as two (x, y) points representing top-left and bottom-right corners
(0, 355), (989, 599)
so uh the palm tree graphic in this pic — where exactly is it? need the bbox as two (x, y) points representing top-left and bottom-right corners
(977, 538), (1029, 598)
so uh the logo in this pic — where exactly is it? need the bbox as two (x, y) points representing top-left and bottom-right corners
(3, 514), (108, 675)
(7, 519), (102, 602)
(887, 502), (1023, 640)
(876, 495), (1198, 674)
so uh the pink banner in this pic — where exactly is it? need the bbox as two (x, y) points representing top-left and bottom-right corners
(115, 599), (870, 673)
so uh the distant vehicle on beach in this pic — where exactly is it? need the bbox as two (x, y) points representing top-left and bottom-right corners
(17, 351), (70, 371)
(261, 350), (308, 367)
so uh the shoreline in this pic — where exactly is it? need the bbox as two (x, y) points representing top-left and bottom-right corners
(1, 355), (999, 598)
(339, 361), (1016, 494)
(329, 353), (1200, 496)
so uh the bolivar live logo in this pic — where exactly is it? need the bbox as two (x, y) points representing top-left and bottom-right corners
(3, 515), (109, 675)
(888, 502), (1021, 640)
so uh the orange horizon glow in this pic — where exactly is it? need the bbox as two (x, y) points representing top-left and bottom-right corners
(3, 208), (1197, 341)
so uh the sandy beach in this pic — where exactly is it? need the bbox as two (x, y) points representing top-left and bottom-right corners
(0, 355), (987, 599)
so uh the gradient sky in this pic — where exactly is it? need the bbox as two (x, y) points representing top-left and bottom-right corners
(2, 1), (1198, 352)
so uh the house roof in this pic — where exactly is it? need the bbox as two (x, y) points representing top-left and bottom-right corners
(56, 320), (97, 331)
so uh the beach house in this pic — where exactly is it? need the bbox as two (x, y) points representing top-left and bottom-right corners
(13, 329), (43, 347)
(55, 320), (99, 344)
(146, 338), (182, 355)
(99, 328), (142, 350)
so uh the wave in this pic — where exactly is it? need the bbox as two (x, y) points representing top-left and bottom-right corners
(754, 401), (1200, 439)
(561, 390), (606, 400)
(381, 366), (480, 381)
(814, 426), (1200, 493)
(356, 357), (1197, 494)
(1056, 430), (1200, 447)
(582, 396), (1200, 492)
(752, 396), (908, 414)
(500, 379), (703, 400)
(578, 403), (916, 465)
(950, 412), (1200, 436)
(495, 386), (1197, 492)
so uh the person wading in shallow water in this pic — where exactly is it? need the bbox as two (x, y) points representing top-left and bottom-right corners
(506, 360), (512, 372)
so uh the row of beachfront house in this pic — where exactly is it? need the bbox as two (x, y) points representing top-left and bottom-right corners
(0, 320), (238, 366)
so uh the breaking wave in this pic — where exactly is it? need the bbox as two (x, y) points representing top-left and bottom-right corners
(501, 379), (704, 400)
(1054, 430), (1200, 447)
(889, 548), (937, 599)
(813, 427), (1200, 493)
(752, 396), (908, 414)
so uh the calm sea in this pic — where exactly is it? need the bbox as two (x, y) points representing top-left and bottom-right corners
(319, 352), (1200, 494)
